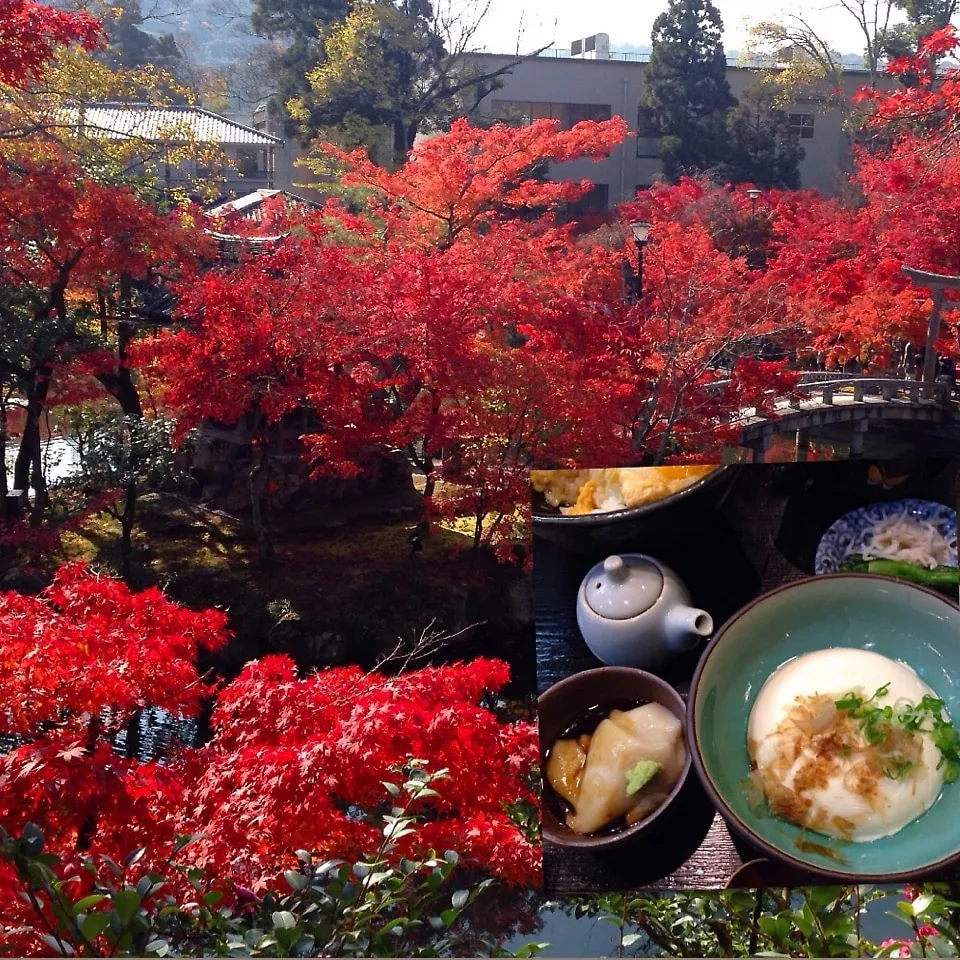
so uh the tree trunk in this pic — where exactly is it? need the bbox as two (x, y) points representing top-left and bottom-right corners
(392, 118), (408, 168)
(13, 378), (39, 493)
(421, 470), (435, 502)
(473, 510), (484, 551)
(249, 402), (274, 566)
(0, 394), (7, 511)
(95, 288), (143, 420)
(120, 478), (137, 581)
(13, 365), (52, 521)
(97, 357), (143, 419)
(29, 433), (49, 527)
(392, 117), (420, 168)
(112, 296), (145, 581)
(124, 709), (142, 760)
(75, 715), (104, 853)
(405, 119), (419, 153)
(414, 468), (435, 541)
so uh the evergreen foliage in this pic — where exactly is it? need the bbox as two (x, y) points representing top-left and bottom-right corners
(641, 0), (736, 180)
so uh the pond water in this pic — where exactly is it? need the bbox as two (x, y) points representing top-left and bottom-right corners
(4, 436), (82, 491)
(500, 891), (913, 956)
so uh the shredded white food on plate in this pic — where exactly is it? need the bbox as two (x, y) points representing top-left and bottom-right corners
(859, 508), (957, 569)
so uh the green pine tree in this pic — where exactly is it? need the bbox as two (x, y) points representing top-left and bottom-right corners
(100, 0), (183, 73)
(714, 83), (804, 189)
(641, 0), (736, 181)
(249, 0), (351, 134)
(882, 0), (958, 84)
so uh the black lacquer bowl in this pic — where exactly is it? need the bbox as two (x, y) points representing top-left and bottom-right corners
(531, 464), (739, 553)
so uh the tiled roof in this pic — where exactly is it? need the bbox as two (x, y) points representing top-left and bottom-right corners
(74, 103), (282, 145)
(206, 189), (321, 221)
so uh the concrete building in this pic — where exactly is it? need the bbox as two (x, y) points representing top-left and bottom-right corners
(467, 34), (894, 203)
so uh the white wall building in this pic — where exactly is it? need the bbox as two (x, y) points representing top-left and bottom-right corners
(467, 37), (894, 204)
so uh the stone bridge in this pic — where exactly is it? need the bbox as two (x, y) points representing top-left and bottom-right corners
(709, 372), (960, 461)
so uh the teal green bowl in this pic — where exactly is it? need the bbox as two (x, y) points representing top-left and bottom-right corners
(688, 573), (960, 881)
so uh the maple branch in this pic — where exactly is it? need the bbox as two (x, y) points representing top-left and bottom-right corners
(375, 619), (483, 674)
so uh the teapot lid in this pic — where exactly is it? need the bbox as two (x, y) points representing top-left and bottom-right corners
(584, 555), (664, 620)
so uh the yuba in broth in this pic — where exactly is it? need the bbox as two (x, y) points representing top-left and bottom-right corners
(546, 702), (686, 835)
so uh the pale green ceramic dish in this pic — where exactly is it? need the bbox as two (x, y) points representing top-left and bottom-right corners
(689, 574), (960, 881)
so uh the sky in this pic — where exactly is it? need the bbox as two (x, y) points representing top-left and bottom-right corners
(469, 0), (911, 58)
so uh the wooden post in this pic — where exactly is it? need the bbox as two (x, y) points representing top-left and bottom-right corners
(902, 266), (960, 400)
(923, 288), (944, 388)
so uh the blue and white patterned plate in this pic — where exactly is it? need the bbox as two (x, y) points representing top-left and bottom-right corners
(815, 499), (958, 575)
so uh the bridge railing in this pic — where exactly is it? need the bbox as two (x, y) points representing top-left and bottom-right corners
(708, 375), (959, 415)
(705, 370), (854, 393)
(786, 378), (956, 406)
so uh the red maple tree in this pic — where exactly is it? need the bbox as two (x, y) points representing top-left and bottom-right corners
(0, 564), (229, 851)
(0, 150), (206, 531)
(0, 567), (539, 955)
(150, 115), (814, 555)
(633, 29), (960, 375)
(188, 654), (540, 889)
(0, 0), (103, 88)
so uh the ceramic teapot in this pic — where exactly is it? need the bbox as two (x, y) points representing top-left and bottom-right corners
(576, 553), (714, 669)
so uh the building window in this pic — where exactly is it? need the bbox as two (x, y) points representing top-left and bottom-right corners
(236, 148), (270, 176)
(236, 149), (259, 176)
(788, 113), (815, 139)
(566, 183), (609, 216)
(636, 137), (660, 158)
(636, 106), (659, 137)
(490, 100), (611, 130)
(565, 103), (612, 125)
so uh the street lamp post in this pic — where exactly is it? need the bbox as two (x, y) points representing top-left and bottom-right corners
(630, 220), (651, 302)
(901, 265), (960, 392)
(745, 189), (763, 269)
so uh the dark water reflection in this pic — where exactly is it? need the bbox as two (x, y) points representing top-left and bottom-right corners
(0, 708), (200, 762)
(111, 707), (200, 759)
(501, 891), (910, 956)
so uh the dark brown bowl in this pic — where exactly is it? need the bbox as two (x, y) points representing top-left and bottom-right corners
(531, 464), (739, 553)
(538, 666), (691, 852)
(724, 858), (821, 889)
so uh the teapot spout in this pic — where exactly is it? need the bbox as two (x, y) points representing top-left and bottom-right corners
(664, 605), (714, 652)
